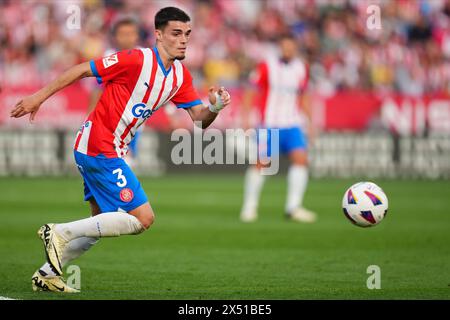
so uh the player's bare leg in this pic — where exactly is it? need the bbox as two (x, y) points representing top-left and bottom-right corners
(89, 198), (101, 216)
(285, 149), (317, 223)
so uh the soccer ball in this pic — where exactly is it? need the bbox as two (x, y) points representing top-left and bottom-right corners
(342, 182), (388, 227)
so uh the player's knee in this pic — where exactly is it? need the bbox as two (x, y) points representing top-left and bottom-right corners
(290, 150), (308, 166)
(293, 157), (308, 166)
(139, 211), (155, 230)
(130, 202), (155, 231)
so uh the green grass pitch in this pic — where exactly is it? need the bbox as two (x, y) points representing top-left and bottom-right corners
(0, 174), (449, 300)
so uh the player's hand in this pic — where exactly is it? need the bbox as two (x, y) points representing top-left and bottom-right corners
(208, 86), (231, 113)
(10, 93), (43, 122)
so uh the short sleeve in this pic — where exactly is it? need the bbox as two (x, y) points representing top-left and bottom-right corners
(90, 49), (143, 84)
(170, 65), (202, 109)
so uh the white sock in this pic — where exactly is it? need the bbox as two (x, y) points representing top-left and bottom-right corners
(241, 167), (265, 214)
(54, 212), (145, 242)
(39, 262), (58, 277)
(39, 237), (99, 277)
(286, 165), (308, 213)
(61, 236), (99, 266)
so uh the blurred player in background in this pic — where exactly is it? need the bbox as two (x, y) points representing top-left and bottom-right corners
(87, 16), (142, 167)
(240, 34), (317, 223)
(10, 6), (231, 293)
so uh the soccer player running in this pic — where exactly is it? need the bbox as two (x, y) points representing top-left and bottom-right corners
(87, 16), (143, 167)
(240, 33), (317, 223)
(10, 7), (231, 293)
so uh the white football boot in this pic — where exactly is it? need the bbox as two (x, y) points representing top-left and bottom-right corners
(37, 224), (68, 276)
(32, 270), (79, 293)
(240, 210), (258, 223)
(288, 207), (318, 223)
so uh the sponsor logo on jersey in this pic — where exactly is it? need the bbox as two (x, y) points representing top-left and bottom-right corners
(120, 188), (134, 202)
(132, 103), (153, 120)
(102, 54), (119, 68)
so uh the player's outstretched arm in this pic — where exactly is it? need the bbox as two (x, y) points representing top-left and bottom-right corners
(186, 86), (231, 129)
(10, 62), (93, 122)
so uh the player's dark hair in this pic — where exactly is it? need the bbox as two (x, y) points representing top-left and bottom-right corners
(111, 16), (139, 36)
(154, 7), (190, 30)
(112, 16), (139, 36)
(279, 32), (296, 42)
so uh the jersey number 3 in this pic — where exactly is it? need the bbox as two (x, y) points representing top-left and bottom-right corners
(113, 168), (127, 187)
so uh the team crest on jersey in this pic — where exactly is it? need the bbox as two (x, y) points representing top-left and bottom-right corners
(103, 54), (119, 68)
(120, 188), (134, 202)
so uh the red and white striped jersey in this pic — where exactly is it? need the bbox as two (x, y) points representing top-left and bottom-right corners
(74, 47), (202, 158)
(251, 54), (309, 128)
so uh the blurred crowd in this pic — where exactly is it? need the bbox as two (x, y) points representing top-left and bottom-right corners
(1, 0), (450, 96)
